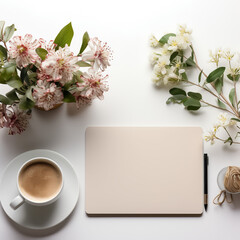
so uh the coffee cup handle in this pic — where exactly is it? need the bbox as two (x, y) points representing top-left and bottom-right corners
(10, 195), (24, 210)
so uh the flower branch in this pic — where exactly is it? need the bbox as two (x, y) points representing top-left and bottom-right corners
(0, 21), (112, 135)
(149, 25), (240, 145)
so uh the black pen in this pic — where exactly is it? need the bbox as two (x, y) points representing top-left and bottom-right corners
(204, 154), (209, 211)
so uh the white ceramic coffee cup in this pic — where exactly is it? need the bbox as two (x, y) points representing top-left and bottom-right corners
(10, 157), (64, 210)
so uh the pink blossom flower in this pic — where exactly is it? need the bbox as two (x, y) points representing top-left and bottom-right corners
(0, 103), (31, 135)
(8, 34), (40, 68)
(82, 37), (112, 71)
(39, 45), (79, 85)
(38, 39), (56, 53)
(72, 69), (109, 108)
(33, 80), (63, 111)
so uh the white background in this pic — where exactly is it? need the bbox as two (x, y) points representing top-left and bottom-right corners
(1, 0), (240, 239)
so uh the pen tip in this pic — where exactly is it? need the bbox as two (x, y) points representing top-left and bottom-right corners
(204, 204), (208, 212)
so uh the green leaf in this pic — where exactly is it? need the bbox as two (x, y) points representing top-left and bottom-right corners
(181, 72), (188, 81)
(198, 70), (203, 83)
(0, 94), (12, 104)
(183, 97), (201, 110)
(227, 74), (234, 81)
(19, 97), (35, 110)
(20, 67), (30, 85)
(0, 62), (16, 82)
(79, 31), (90, 54)
(214, 75), (223, 94)
(63, 91), (76, 103)
(166, 95), (187, 104)
(169, 88), (186, 96)
(7, 78), (23, 88)
(186, 105), (201, 111)
(229, 88), (235, 106)
(167, 94), (187, 102)
(76, 60), (91, 67)
(224, 137), (233, 145)
(0, 45), (7, 60)
(6, 89), (19, 101)
(206, 67), (225, 83)
(190, 45), (194, 59)
(217, 99), (227, 109)
(227, 74), (240, 81)
(0, 21), (5, 39)
(35, 48), (48, 60)
(170, 51), (178, 62)
(159, 33), (176, 45)
(185, 57), (196, 67)
(54, 22), (74, 50)
(188, 92), (202, 100)
(231, 118), (240, 122)
(72, 70), (83, 83)
(3, 24), (15, 42)
(25, 87), (34, 101)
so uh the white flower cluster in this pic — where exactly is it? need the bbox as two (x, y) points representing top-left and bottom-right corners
(209, 48), (240, 78)
(204, 113), (237, 144)
(149, 25), (192, 86)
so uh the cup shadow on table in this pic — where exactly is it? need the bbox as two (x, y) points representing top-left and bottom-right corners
(1, 199), (79, 237)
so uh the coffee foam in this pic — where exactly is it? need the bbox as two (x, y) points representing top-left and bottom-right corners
(18, 160), (62, 202)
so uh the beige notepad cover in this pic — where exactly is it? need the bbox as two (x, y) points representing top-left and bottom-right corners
(85, 127), (203, 215)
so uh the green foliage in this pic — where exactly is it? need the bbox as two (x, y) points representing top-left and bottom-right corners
(231, 118), (240, 122)
(182, 97), (201, 111)
(36, 48), (48, 60)
(0, 62), (17, 83)
(159, 33), (176, 45)
(214, 75), (223, 94)
(63, 91), (76, 102)
(166, 95), (187, 104)
(76, 60), (91, 67)
(0, 21), (5, 40)
(20, 67), (30, 85)
(198, 70), (203, 83)
(0, 46), (7, 60)
(25, 87), (34, 101)
(227, 74), (240, 81)
(0, 94), (12, 104)
(217, 99), (227, 109)
(7, 78), (23, 88)
(54, 22), (74, 50)
(19, 97), (35, 110)
(185, 57), (196, 67)
(229, 88), (235, 106)
(181, 72), (188, 81)
(169, 88), (186, 96)
(170, 52), (178, 62)
(3, 24), (15, 42)
(206, 67), (225, 83)
(188, 92), (202, 100)
(79, 31), (90, 54)
(6, 89), (19, 101)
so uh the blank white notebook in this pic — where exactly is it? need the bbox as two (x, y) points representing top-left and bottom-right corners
(85, 127), (203, 215)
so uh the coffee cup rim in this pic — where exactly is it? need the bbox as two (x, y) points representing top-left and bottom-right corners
(17, 157), (64, 205)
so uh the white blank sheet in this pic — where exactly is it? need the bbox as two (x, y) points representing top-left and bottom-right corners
(85, 127), (203, 215)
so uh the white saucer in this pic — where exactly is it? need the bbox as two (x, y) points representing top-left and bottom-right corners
(0, 149), (79, 230)
(217, 167), (240, 195)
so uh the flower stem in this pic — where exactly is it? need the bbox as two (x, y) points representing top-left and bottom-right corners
(216, 136), (240, 145)
(200, 100), (233, 114)
(185, 49), (240, 118)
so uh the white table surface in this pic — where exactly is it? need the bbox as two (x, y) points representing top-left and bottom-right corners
(1, 0), (240, 239)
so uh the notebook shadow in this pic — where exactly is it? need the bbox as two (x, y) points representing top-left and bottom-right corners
(86, 213), (203, 217)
